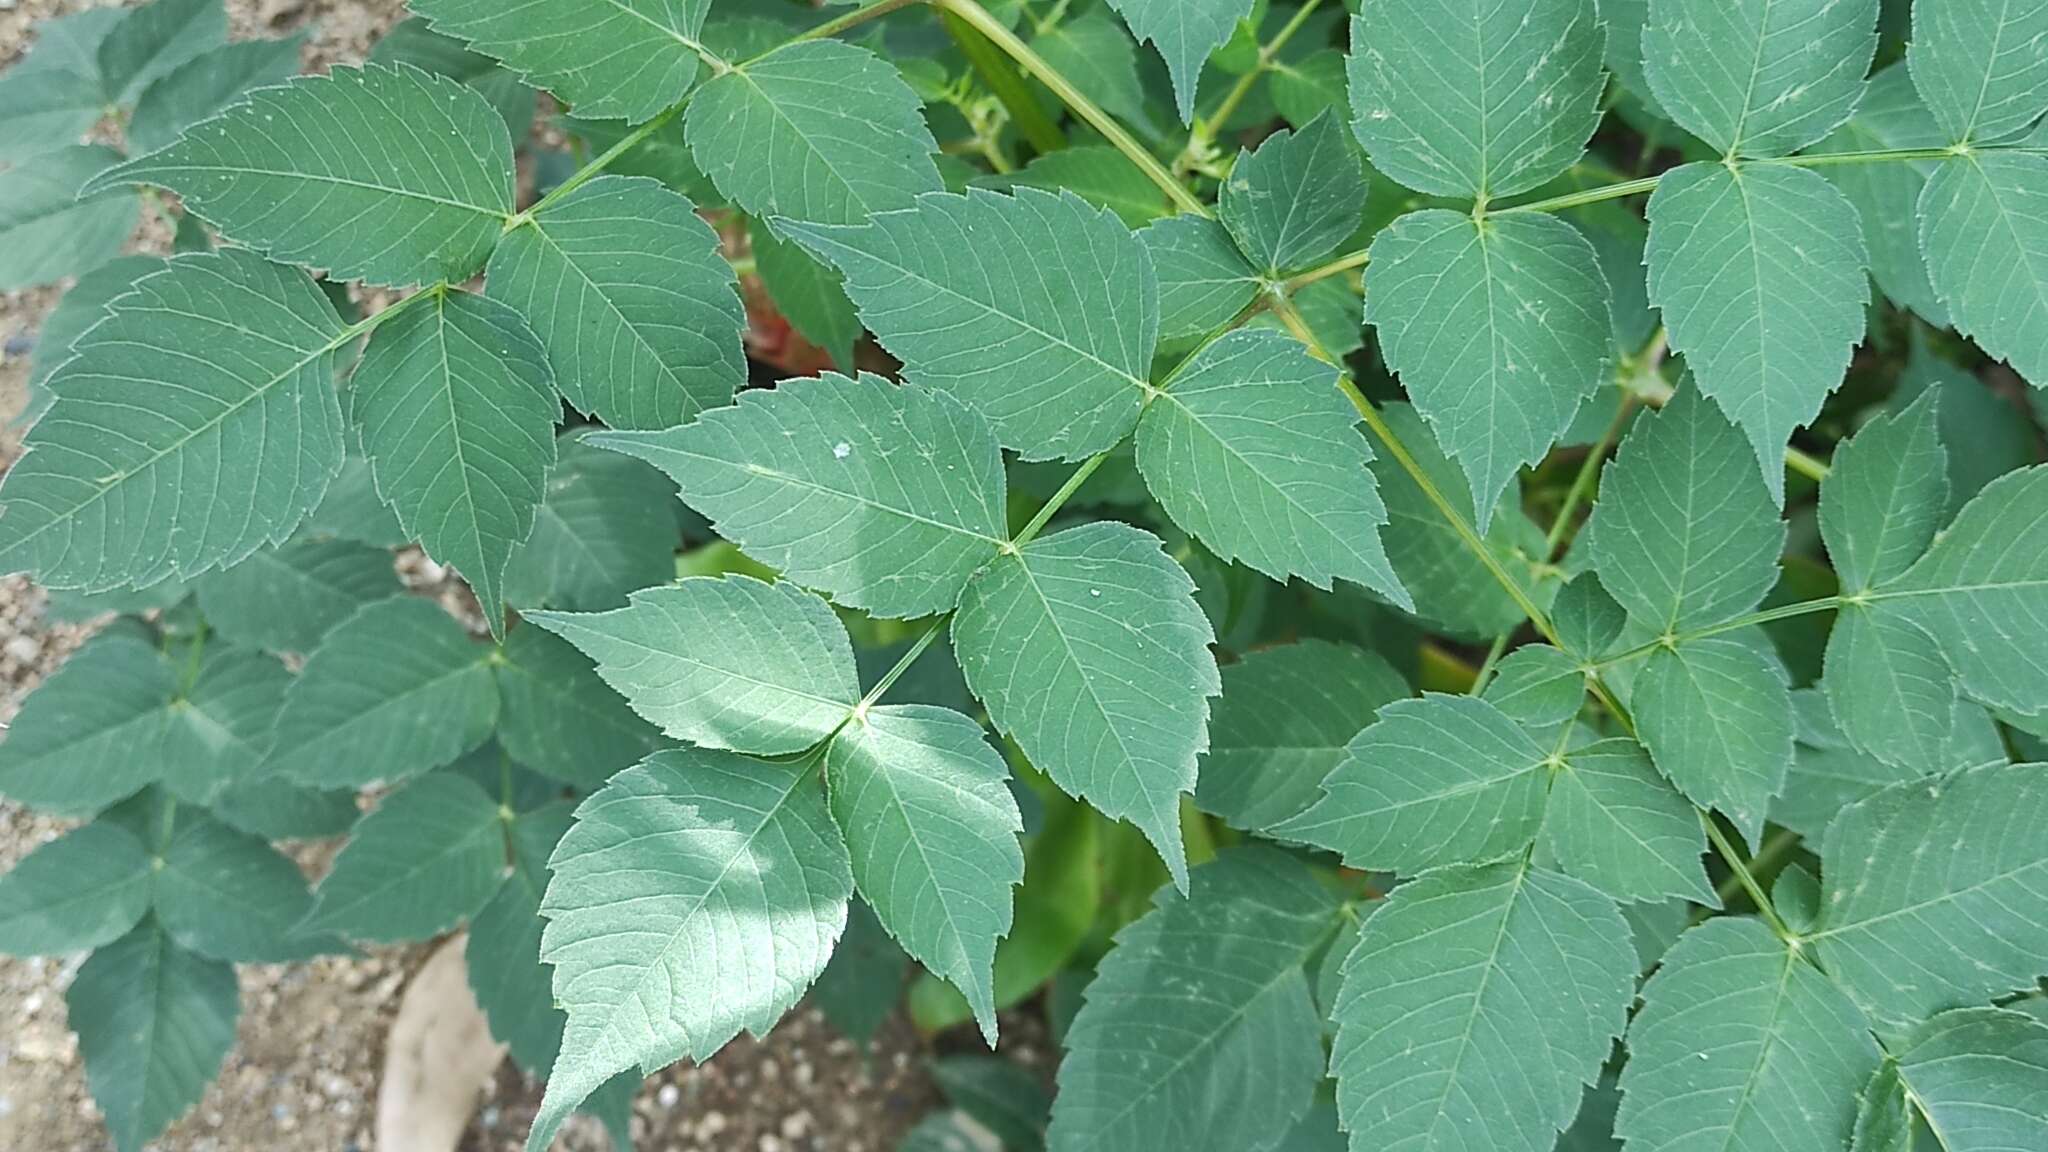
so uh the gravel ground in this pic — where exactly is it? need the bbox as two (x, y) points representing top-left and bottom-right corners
(0, 3), (948, 1148)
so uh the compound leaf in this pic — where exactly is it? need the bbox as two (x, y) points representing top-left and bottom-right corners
(0, 821), (153, 957)
(0, 249), (347, 591)
(527, 748), (852, 1152)
(1103, 0), (1256, 123)
(1645, 163), (1869, 494)
(410, 0), (710, 124)
(1220, 112), (1366, 276)
(504, 429), (679, 613)
(1540, 737), (1716, 905)
(1917, 152), (2048, 387)
(195, 536), (400, 654)
(302, 772), (506, 942)
(953, 521), (1219, 890)
(825, 704), (1024, 1044)
(492, 625), (669, 790)
(490, 175), (743, 430)
(595, 372), (1007, 620)
(786, 188), (1158, 462)
(528, 576), (858, 756)
(1136, 328), (1407, 599)
(1642, 0), (1877, 157)
(1346, 0), (1607, 198)
(1332, 861), (1636, 1152)
(1907, 0), (2048, 143)
(1367, 209), (1613, 524)
(1633, 637), (1793, 844)
(351, 288), (558, 634)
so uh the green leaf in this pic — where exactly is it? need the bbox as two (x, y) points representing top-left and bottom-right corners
(1049, 847), (1336, 1152)
(1812, 64), (1951, 326)
(1345, 0), (1607, 198)
(469, 802), (573, 1076)
(211, 776), (359, 842)
(1774, 689), (2003, 839)
(302, 772), (506, 942)
(25, 254), (165, 407)
(126, 33), (304, 155)
(528, 576), (859, 756)
(785, 188), (1159, 462)
(1139, 215), (1262, 340)
(304, 450), (409, 548)
(490, 175), (742, 429)
(1644, 163), (1870, 493)
(1879, 465), (2048, 714)
(410, 0), (706, 124)
(352, 288), (557, 633)
(1553, 573), (1630, 662)
(0, 821), (152, 957)
(1270, 49), (1349, 131)
(1916, 152), (2048, 387)
(68, 917), (238, 1152)
(688, 39), (941, 228)
(266, 597), (498, 789)
(596, 373), (1007, 619)
(1617, 916), (1882, 1152)
(1135, 329), (1407, 599)
(90, 64), (514, 287)
(1196, 640), (1409, 834)
(0, 628), (173, 815)
(492, 625), (669, 789)
(96, 0), (224, 105)
(1104, 0), (1256, 122)
(1587, 388), (1786, 632)
(503, 429), (678, 613)
(1278, 692), (1552, 872)
(1907, 0), (2048, 143)
(0, 11), (118, 163)
(1642, 0), (1877, 157)
(825, 704), (1023, 1043)
(1332, 861), (1636, 1152)
(153, 811), (334, 962)
(1540, 737), (1717, 905)
(810, 898), (909, 1049)
(526, 748), (852, 1152)
(1367, 209), (1614, 523)
(158, 645), (290, 805)
(1822, 393), (1950, 593)
(0, 250), (348, 591)
(0, 143), (137, 291)
(749, 217), (861, 370)
(1482, 643), (1590, 734)
(1031, 10), (1150, 130)
(932, 1055), (1051, 1152)
(1823, 607), (1958, 776)
(994, 146), (1173, 229)
(1813, 762), (2048, 1035)
(367, 17), (534, 139)
(1634, 637), (1793, 843)
(196, 537), (399, 654)
(1891, 336), (2035, 518)
(953, 522), (1219, 889)
(1220, 112), (1366, 275)
(1888, 1007), (2048, 1149)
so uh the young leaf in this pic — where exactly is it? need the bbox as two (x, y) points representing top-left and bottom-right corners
(953, 521), (1220, 889)
(1278, 693), (1552, 872)
(1811, 64), (1951, 326)
(351, 288), (557, 633)
(1820, 393), (1949, 594)
(410, 0), (709, 125)
(1642, 0), (1877, 158)
(528, 576), (859, 756)
(1634, 637), (1793, 843)
(1219, 112), (1366, 276)
(0, 822), (153, 957)
(125, 33), (304, 155)
(1644, 163), (1870, 494)
(96, 0), (224, 105)
(1879, 465), (2048, 714)
(0, 250), (347, 591)
(0, 628), (173, 815)
(1196, 640), (1409, 834)
(492, 626), (669, 790)
(825, 704), (1024, 1043)
(1332, 861), (1636, 1152)
(1916, 152), (2048, 387)
(1345, 0), (1607, 198)
(688, 39), (942, 228)
(1539, 737), (1717, 905)
(90, 64), (514, 287)
(68, 917), (238, 1152)
(1136, 328), (1408, 600)
(1367, 209), (1614, 524)
(195, 537), (400, 654)
(0, 143), (139, 292)
(1908, 0), (2048, 143)
(1587, 388), (1786, 632)
(266, 597), (498, 789)
(1813, 762), (2048, 1035)
(786, 188), (1159, 462)
(1048, 847), (1336, 1152)
(595, 373), (1007, 619)
(1617, 917), (1882, 1152)
(1887, 1007), (2048, 1148)
(301, 772), (507, 942)
(528, 748), (853, 1152)
(1103, 0), (1256, 123)
(1139, 215), (1262, 340)
(490, 175), (744, 430)
(503, 429), (678, 613)
(152, 812), (334, 962)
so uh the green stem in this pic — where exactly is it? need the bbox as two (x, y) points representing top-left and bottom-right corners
(1014, 450), (1111, 547)
(1594, 597), (1845, 669)
(1703, 814), (1795, 940)
(941, 7), (1067, 154)
(1469, 631), (1516, 694)
(1179, 0), (1325, 172)
(858, 620), (946, 713)
(1714, 826), (1799, 907)
(787, 0), (929, 45)
(512, 101), (686, 227)
(1285, 247), (1369, 292)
